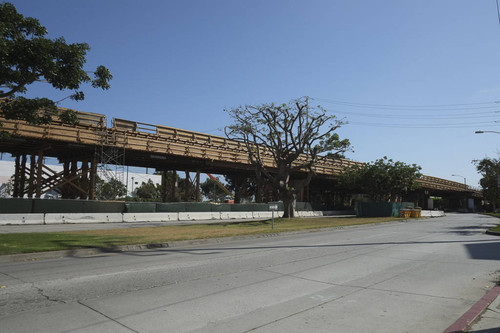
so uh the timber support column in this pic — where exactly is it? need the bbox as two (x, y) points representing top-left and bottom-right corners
(62, 161), (70, 198)
(296, 179), (304, 202)
(184, 171), (191, 201)
(170, 170), (178, 201)
(70, 159), (78, 199)
(195, 170), (201, 202)
(81, 158), (89, 199)
(89, 155), (98, 200)
(13, 155), (20, 198)
(28, 154), (36, 198)
(35, 151), (43, 198)
(19, 154), (27, 198)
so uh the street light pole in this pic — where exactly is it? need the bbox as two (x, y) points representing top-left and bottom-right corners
(452, 174), (467, 211)
(131, 176), (135, 196)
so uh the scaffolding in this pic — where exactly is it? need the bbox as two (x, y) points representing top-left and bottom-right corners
(95, 120), (126, 196)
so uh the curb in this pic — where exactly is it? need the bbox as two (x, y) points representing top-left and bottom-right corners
(443, 285), (500, 333)
(485, 229), (500, 236)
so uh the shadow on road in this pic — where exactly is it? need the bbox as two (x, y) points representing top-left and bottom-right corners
(107, 238), (500, 259)
(50, 240), (132, 258)
(464, 241), (500, 260)
(448, 225), (495, 236)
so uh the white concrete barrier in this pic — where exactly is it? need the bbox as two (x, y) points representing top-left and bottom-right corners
(421, 210), (445, 217)
(252, 211), (274, 219)
(0, 209), (381, 226)
(0, 214), (44, 225)
(44, 213), (123, 224)
(123, 213), (178, 222)
(220, 211), (254, 220)
(296, 211), (315, 217)
(178, 212), (220, 221)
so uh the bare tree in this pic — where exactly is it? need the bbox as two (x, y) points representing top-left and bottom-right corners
(225, 97), (351, 218)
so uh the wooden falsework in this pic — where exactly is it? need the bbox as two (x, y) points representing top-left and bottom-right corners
(0, 112), (479, 197)
(8, 150), (98, 199)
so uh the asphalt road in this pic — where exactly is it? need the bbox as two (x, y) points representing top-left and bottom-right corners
(1, 213), (499, 332)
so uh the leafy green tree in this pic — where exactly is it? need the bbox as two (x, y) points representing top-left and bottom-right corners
(200, 177), (228, 202)
(338, 157), (422, 202)
(0, 2), (112, 124)
(134, 179), (162, 201)
(97, 178), (126, 200)
(0, 175), (14, 198)
(473, 157), (500, 210)
(225, 174), (257, 203)
(225, 97), (350, 217)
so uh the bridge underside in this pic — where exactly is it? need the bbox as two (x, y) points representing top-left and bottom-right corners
(3, 142), (478, 211)
(0, 111), (481, 210)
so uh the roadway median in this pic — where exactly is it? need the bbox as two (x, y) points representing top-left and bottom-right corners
(0, 216), (418, 257)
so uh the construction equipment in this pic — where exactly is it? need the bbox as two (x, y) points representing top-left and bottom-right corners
(206, 173), (234, 201)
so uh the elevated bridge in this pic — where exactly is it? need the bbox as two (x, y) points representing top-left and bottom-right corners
(0, 109), (480, 207)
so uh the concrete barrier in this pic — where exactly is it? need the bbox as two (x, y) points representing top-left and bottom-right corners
(123, 213), (178, 222)
(0, 214), (44, 225)
(45, 213), (123, 224)
(0, 209), (355, 225)
(421, 210), (445, 217)
(252, 211), (274, 219)
(296, 211), (315, 217)
(220, 211), (254, 220)
(178, 212), (220, 221)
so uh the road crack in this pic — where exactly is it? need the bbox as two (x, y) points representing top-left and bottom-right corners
(33, 284), (66, 305)
(77, 301), (139, 333)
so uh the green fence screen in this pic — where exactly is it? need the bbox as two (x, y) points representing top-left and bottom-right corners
(355, 202), (414, 217)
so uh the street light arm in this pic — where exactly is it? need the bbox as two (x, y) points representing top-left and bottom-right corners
(451, 174), (467, 188)
(475, 130), (500, 134)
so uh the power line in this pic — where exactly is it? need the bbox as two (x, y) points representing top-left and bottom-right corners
(310, 96), (500, 129)
(311, 97), (500, 111)
(328, 109), (500, 120)
(347, 120), (500, 129)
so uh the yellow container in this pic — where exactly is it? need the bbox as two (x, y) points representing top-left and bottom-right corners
(410, 208), (422, 218)
(399, 209), (411, 218)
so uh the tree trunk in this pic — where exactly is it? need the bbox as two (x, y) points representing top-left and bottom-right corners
(282, 191), (297, 218)
(255, 169), (264, 203)
(233, 176), (242, 204)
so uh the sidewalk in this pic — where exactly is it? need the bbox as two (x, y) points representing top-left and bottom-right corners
(467, 288), (500, 332)
(444, 285), (500, 332)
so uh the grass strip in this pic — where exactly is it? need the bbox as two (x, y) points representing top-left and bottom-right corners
(0, 216), (403, 255)
(482, 213), (500, 232)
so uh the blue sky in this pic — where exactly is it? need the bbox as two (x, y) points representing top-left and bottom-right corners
(8, 0), (500, 187)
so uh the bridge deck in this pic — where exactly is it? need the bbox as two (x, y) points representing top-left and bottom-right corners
(0, 111), (478, 195)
